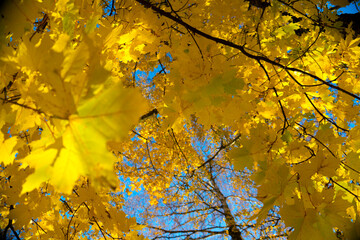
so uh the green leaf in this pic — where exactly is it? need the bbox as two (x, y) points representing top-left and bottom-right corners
(85, 15), (100, 34)
(63, 12), (76, 36)
(228, 145), (253, 170)
(222, 69), (244, 94)
(281, 130), (292, 143)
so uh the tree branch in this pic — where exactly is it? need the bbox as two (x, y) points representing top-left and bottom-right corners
(135, 0), (360, 101)
(194, 133), (241, 172)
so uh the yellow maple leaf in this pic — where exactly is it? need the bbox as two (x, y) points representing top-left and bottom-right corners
(52, 33), (70, 53)
(21, 149), (57, 194)
(21, 83), (147, 194)
(0, 135), (17, 166)
(50, 84), (147, 193)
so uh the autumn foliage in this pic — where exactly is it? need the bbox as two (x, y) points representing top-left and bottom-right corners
(1, 0), (360, 239)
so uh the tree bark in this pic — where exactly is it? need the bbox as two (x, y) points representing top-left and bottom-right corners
(208, 164), (243, 240)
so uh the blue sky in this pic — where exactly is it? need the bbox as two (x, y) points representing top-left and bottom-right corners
(338, 1), (359, 13)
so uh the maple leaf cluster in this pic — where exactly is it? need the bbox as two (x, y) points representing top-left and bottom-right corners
(1, 0), (360, 239)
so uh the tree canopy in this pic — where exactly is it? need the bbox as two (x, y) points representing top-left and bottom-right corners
(1, 0), (360, 239)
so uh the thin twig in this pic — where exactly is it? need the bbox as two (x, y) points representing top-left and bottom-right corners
(330, 177), (360, 201)
(32, 218), (47, 234)
(194, 133), (241, 173)
(166, 0), (203, 58)
(304, 93), (348, 132)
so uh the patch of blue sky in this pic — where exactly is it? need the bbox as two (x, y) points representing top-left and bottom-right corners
(323, 108), (353, 134)
(134, 64), (169, 82)
(81, 224), (96, 239)
(348, 120), (356, 129)
(326, 1), (359, 13)
(166, 52), (173, 61)
(102, 0), (115, 17)
(130, 127), (142, 142)
(353, 94), (360, 106)
(117, 175), (146, 204)
(133, 63), (170, 103)
(59, 195), (73, 219)
(123, 163), (249, 238)
(189, 131), (213, 158)
(338, 2), (359, 13)
(117, 154), (150, 222)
